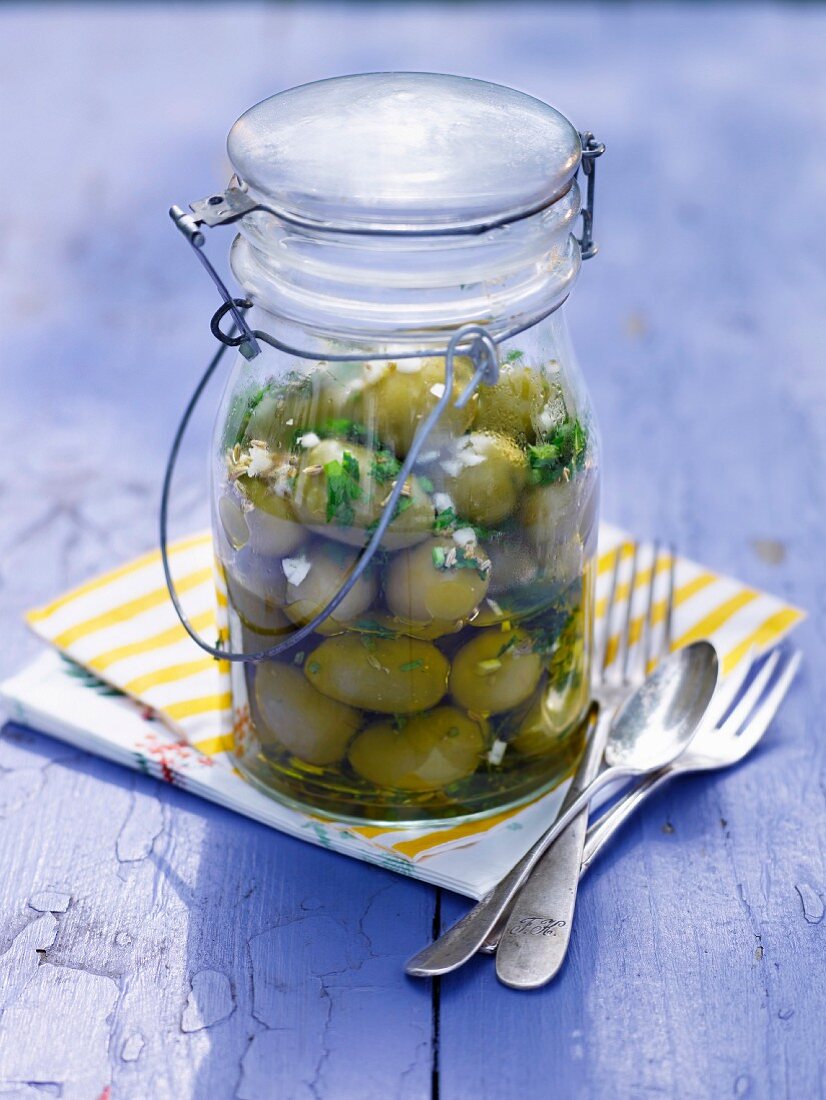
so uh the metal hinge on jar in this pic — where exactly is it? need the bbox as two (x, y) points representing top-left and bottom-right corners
(577, 132), (606, 261)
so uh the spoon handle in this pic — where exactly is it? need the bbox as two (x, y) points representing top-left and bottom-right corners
(405, 763), (627, 977)
(494, 710), (612, 988)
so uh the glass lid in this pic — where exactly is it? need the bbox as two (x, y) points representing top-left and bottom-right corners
(226, 72), (582, 234)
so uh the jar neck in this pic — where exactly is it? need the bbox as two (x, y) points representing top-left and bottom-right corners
(229, 181), (582, 358)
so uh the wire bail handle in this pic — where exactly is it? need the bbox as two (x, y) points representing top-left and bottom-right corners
(159, 290), (500, 663)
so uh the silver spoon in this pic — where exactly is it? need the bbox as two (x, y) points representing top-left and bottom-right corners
(405, 640), (718, 978)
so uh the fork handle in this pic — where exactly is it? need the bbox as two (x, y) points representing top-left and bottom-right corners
(580, 766), (675, 873)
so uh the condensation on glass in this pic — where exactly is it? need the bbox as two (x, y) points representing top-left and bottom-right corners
(204, 74), (600, 823)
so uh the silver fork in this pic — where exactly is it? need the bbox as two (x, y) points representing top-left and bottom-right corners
(580, 645), (801, 872)
(483, 539), (675, 962)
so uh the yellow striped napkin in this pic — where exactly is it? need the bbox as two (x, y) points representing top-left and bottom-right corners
(8, 524), (803, 898)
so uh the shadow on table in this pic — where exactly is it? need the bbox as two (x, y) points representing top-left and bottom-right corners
(0, 719), (435, 1099)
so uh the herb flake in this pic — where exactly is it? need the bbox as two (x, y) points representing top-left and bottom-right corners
(371, 450), (402, 484)
(528, 418), (587, 485)
(324, 451), (362, 525)
(399, 659), (424, 672)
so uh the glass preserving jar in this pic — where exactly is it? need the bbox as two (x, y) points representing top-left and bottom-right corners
(167, 73), (604, 825)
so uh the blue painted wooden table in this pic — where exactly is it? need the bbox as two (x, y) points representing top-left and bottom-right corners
(1, 4), (824, 1097)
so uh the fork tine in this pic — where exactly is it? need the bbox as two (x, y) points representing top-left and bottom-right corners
(659, 541), (677, 660)
(599, 541), (625, 681)
(663, 542), (676, 657)
(719, 649), (783, 738)
(702, 651), (757, 731)
(726, 649), (801, 758)
(619, 541), (640, 684)
(641, 539), (661, 677)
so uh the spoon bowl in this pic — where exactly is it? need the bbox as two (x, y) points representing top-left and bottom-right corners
(605, 640), (719, 771)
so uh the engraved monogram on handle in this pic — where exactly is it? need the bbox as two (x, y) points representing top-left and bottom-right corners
(510, 917), (567, 937)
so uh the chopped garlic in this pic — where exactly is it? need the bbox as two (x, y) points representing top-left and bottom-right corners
(453, 527), (477, 548)
(487, 739), (508, 766)
(476, 658), (502, 676)
(282, 555), (312, 588)
(246, 441), (277, 478)
(362, 360), (389, 386)
(298, 431), (320, 448)
(395, 357), (424, 374)
(433, 492), (455, 514)
(429, 382), (446, 399)
(441, 458), (462, 478)
(485, 597), (503, 616)
(417, 450), (440, 464)
(460, 451), (485, 468)
(537, 406), (556, 435)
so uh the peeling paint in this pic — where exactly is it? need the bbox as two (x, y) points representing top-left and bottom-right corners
(29, 891), (71, 914)
(181, 970), (235, 1033)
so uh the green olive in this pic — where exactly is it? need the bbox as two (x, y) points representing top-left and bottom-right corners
(236, 622), (291, 655)
(243, 368), (362, 452)
(292, 438), (432, 549)
(348, 707), (485, 790)
(225, 559), (288, 633)
(473, 361), (568, 443)
(283, 540), (377, 635)
(218, 494), (250, 551)
(486, 538), (540, 596)
(465, 539), (541, 627)
(353, 356), (476, 456)
(385, 537), (490, 624)
(238, 475), (307, 557)
(511, 678), (589, 757)
(305, 635), (449, 713)
(520, 478), (581, 551)
(536, 535), (585, 588)
(439, 432), (528, 526)
(253, 662), (362, 766)
(449, 628), (542, 715)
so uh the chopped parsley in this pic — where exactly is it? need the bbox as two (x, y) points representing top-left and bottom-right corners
(292, 417), (369, 449)
(399, 659), (424, 672)
(432, 544), (490, 580)
(353, 618), (397, 638)
(370, 449), (402, 484)
(418, 475), (435, 494)
(527, 418), (587, 485)
(324, 451), (362, 525)
(393, 494), (413, 518)
(433, 506), (459, 533)
(505, 348), (524, 363)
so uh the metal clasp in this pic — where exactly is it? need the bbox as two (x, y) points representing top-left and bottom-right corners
(578, 132), (606, 261)
(169, 201), (261, 360)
